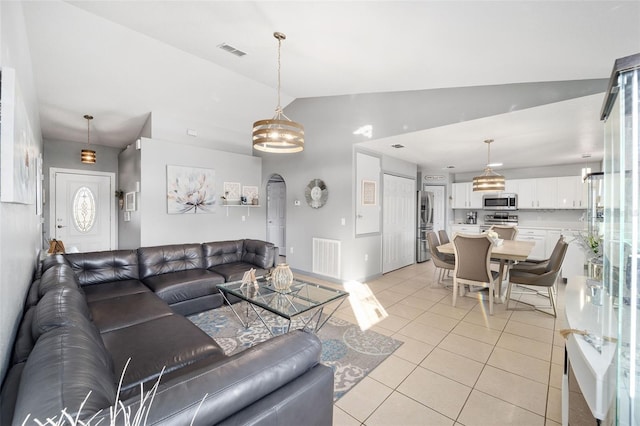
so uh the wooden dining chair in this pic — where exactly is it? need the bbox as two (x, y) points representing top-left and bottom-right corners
(427, 231), (455, 285)
(452, 234), (500, 314)
(489, 225), (518, 240)
(505, 238), (568, 317)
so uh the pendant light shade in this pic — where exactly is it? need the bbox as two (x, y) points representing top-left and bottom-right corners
(472, 139), (505, 192)
(81, 114), (96, 164)
(252, 32), (304, 153)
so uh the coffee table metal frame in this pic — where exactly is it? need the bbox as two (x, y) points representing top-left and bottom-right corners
(217, 278), (349, 336)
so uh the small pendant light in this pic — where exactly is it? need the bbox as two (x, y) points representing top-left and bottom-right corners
(81, 114), (96, 164)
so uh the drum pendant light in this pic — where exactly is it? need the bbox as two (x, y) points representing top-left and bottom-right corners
(252, 32), (304, 153)
(81, 114), (96, 164)
(472, 139), (505, 192)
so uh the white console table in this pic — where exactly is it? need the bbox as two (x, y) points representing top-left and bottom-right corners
(562, 276), (617, 424)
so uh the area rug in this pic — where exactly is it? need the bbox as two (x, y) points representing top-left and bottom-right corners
(188, 305), (403, 401)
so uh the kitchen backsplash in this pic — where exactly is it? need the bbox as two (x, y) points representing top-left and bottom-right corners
(453, 209), (587, 229)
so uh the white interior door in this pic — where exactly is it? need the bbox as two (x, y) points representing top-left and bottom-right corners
(51, 169), (116, 252)
(267, 180), (286, 256)
(383, 174), (416, 273)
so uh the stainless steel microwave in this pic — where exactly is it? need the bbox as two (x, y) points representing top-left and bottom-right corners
(483, 194), (517, 210)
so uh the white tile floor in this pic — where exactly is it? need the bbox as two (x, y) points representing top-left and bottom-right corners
(302, 259), (568, 426)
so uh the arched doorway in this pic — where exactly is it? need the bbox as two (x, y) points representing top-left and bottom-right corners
(266, 174), (286, 258)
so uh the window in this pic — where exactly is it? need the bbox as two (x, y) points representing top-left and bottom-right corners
(73, 186), (96, 232)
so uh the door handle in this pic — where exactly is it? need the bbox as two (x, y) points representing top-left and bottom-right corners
(57, 225), (66, 228)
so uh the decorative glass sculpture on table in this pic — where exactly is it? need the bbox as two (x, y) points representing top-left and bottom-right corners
(272, 263), (293, 292)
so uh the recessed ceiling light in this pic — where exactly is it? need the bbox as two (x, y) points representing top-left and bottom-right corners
(487, 162), (503, 167)
(391, 144), (405, 149)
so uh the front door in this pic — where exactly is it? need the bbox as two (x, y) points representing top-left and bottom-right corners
(50, 169), (116, 252)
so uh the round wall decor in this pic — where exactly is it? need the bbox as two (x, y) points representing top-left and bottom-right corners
(305, 179), (328, 208)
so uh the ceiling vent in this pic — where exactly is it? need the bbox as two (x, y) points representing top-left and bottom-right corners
(218, 43), (247, 57)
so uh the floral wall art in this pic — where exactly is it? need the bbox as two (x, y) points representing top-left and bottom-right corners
(167, 165), (216, 214)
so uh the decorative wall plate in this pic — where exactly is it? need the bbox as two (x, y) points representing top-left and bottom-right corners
(305, 179), (328, 208)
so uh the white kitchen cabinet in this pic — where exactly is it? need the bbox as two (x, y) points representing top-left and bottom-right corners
(536, 177), (558, 209)
(557, 176), (587, 209)
(515, 177), (557, 209)
(452, 182), (485, 209)
(515, 179), (537, 209)
(516, 228), (547, 260)
(452, 182), (468, 209)
(450, 224), (480, 235)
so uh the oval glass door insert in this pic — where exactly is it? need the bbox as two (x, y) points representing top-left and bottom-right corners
(73, 186), (96, 232)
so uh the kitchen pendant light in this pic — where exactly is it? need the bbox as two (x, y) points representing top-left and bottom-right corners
(472, 139), (505, 192)
(252, 32), (304, 153)
(81, 114), (96, 164)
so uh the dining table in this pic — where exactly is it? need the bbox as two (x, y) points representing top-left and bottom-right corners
(437, 239), (535, 301)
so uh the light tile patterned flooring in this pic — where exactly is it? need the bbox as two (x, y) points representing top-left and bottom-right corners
(302, 260), (568, 426)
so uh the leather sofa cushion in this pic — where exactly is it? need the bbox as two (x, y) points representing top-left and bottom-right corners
(210, 262), (269, 282)
(32, 286), (91, 340)
(142, 269), (224, 305)
(82, 279), (150, 303)
(242, 239), (276, 269)
(38, 264), (80, 297)
(127, 330), (323, 425)
(138, 243), (204, 279)
(0, 362), (24, 426)
(203, 240), (243, 268)
(101, 314), (223, 391)
(12, 326), (117, 425)
(89, 292), (174, 333)
(65, 250), (139, 286)
(41, 253), (68, 273)
(12, 308), (34, 365)
(25, 278), (41, 307)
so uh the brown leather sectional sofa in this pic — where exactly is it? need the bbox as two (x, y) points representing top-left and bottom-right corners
(0, 239), (334, 425)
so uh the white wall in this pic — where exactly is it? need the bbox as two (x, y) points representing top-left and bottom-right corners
(139, 138), (265, 246)
(117, 143), (141, 249)
(259, 96), (417, 282)
(0, 1), (43, 384)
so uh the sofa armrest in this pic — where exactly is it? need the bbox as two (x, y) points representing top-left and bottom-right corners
(102, 330), (323, 426)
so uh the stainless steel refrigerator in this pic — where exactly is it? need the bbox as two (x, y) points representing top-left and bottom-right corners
(416, 190), (434, 262)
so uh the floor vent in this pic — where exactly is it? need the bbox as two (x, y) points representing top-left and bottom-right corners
(312, 238), (341, 279)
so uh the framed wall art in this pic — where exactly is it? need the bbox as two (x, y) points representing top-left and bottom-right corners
(167, 165), (216, 214)
(125, 192), (136, 212)
(1, 67), (37, 204)
(223, 182), (241, 201)
(361, 180), (377, 206)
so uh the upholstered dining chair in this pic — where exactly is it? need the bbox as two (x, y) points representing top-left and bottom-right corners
(505, 238), (568, 317)
(512, 236), (565, 274)
(438, 229), (450, 245)
(489, 225), (518, 240)
(437, 230), (455, 262)
(452, 234), (500, 315)
(427, 231), (455, 285)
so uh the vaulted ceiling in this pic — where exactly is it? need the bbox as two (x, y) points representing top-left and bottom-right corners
(20, 1), (640, 172)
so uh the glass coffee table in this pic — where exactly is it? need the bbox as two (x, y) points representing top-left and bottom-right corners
(217, 277), (349, 336)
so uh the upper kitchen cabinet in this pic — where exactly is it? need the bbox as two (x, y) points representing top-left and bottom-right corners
(536, 177), (558, 209)
(513, 178), (537, 208)
(452, 182), (484, 209)
(557, 175), (587, 209)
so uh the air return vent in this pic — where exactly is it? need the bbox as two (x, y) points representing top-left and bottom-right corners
(218, 43), (247, 57)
